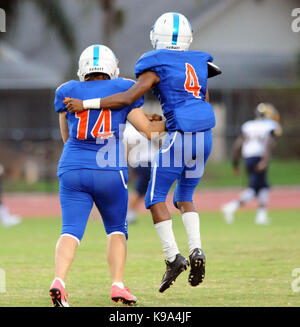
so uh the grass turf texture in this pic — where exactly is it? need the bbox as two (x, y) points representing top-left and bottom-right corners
(0, 210), (299, 307)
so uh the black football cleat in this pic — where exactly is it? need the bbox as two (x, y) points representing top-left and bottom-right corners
(188, 248), (206, 287)
(159, 253), (189, 293)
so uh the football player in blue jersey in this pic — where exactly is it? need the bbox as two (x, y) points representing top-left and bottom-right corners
(49, 44), (166, 306)
(65, 12), (221, 293)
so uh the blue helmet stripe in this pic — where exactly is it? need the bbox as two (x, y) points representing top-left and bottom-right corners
(93, 45), (100, 66)
(172, 13), (180, 45)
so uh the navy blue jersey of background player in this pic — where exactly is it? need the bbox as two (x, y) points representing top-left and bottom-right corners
(135, 49), (215, 133)
(54, 78), (144, 176)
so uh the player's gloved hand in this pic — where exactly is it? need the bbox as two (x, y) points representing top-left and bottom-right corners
(64, 98), (85, 113)
(145, 113), (163, 121)
(255, 160), (267, 173)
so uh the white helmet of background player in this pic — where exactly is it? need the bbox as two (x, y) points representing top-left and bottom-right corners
(150, 12), (193, 51)
(77, 45), (119, 81)
(255, 103), (280, 122)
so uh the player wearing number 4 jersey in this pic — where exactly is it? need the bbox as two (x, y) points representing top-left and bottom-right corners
(65, 12), (221, 293)
(50, 44), (166, 306)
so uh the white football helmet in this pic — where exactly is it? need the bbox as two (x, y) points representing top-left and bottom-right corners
(77, 44), (119, 81)
(255, 103), (280, 122)
(150, 12), (193, 51)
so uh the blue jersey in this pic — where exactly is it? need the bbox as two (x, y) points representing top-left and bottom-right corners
(135, 49), (215, 133)
(54, 78), (144, 176)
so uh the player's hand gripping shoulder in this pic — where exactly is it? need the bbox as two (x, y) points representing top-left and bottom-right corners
(64, 98), (85, 113)
(145, 113), (163, 122)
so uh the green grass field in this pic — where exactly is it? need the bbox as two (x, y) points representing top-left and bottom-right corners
(0, 210), (300, 307)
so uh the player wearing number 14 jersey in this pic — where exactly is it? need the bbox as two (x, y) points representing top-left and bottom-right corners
(64, 12), (221, 293)
(50, 44), (166, 307)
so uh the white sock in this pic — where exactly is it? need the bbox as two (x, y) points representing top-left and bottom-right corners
(154, 220), (179, 262)
(231, 200), (240, 211)
(0, 205), (10, 221)
(182, 212), (201, 255)
(239, 188), (255, 204)
(126, 209), (136, 223)
(258, 188), (269, 207)
(53, 277), (65, 289)
(112, 282), (124, 289)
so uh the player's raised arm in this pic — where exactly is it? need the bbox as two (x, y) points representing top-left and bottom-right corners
(100, 71), (159, 109)
(127, 107), (166, 140)
(64, 71), (159, 113)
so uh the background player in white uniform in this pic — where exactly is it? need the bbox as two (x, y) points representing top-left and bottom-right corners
(222, 103), (282, 225)
(123, 121), (161, 224)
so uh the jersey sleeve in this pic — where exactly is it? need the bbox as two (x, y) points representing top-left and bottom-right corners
(206, 53), (214, 63)
(54, 85), (67, 113)
(270, 121), (282, 137)
(135, 51), (162, 78)
(241, 122), (248, 135)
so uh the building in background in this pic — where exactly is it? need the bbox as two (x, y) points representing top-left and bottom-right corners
(0, 0), (299, 185)
(0, 42), (62, 184)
